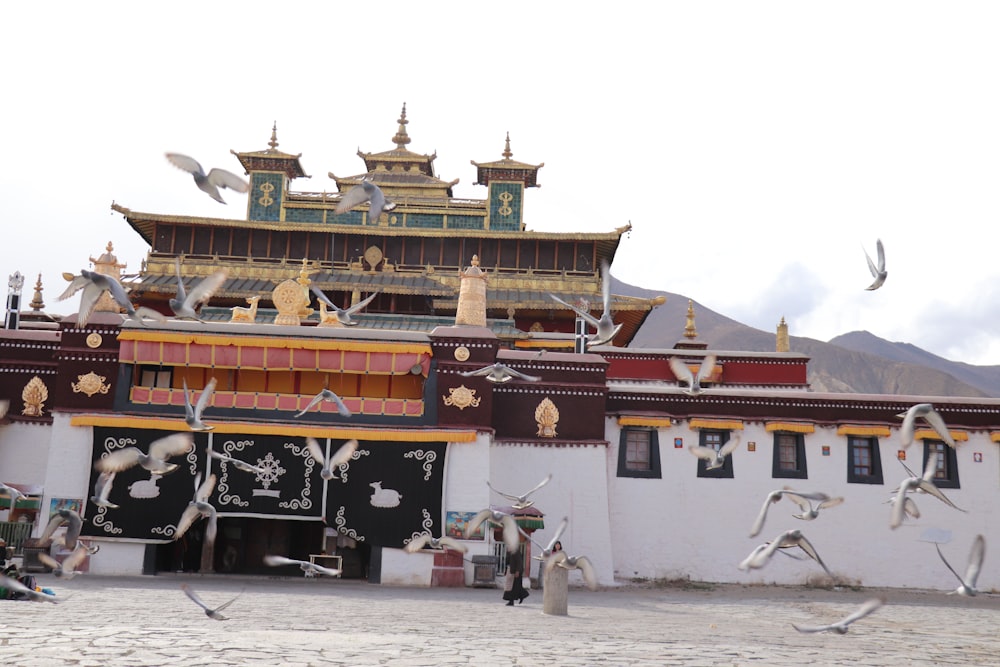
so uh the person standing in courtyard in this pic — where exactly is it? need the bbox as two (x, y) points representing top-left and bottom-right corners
(502, 551), (529, 606)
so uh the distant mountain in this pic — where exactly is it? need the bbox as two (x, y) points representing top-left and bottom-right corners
(614, 277), (996, 398)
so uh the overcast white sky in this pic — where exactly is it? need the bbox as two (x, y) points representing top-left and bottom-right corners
(3, 2), (1000, 365)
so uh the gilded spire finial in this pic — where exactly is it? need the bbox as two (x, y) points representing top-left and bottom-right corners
(776, 316), (790, 353)
(683, 300), (698, 339)
(268, 122), (279, 150)
(502, 132), (512, 160)
(392, 103), (411, 148)
(29, 273), (44, 311)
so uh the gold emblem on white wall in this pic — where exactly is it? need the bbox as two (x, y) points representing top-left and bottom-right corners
(72, 371), (111, 397)
(22, 376), (48, 417)
(535, 397), (559, 437)
(443, 385), (480, 410)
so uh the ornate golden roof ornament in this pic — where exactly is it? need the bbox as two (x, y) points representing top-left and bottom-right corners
(535, 397), (559, 438)
(392, 103), (411, 148)
(72, 371), (110, 397)
(683, 300), (698, 340)
(455, 256), (487, 327)
(268, 121), (279, 150)
(21, 376), (48, 417)
(443, 385), (480, 410)
(230, 296), (261, 323)
(89, 242), (127, 314)
(29, 273), (44, 311)
(776, 316), (790, 353)
(502, 132), (513, 160)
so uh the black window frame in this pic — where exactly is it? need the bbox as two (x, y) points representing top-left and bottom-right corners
(616, 427), (661, 479)
(847, 436), (884, 484)
(771, 431), (808, 479)
(922, 440), (960, 489)
(137, 365), (172, 389)
(696, 429), (735, 479)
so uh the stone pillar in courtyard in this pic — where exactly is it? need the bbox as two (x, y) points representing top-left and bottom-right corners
(542, 562), (568, 615)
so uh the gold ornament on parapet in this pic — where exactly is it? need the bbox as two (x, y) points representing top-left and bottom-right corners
(258, 182), (275, 207)
(22, 376), (48, 417)
(535, 397), (559, 437)
(72, 371), (111, 397)
(86, 333), (103, 348)
(443, 385), (480, 410)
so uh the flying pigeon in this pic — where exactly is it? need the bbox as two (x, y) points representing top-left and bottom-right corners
(459, 362), (541, 383)
(863, 238), (887, 291)
(334, 176), (397, 222)
(897, 403), (956, 449)
(174, 473), (217, 546)
(306, 438), (358, 481)
(208, 450), (264, 475)
(889, 452), (965, 529)
(184, 377), (217, 431)
(38, 508), (84, 551)
(309, 286), (378, 326)
(546, 551), (598, 590)
(739, 529), (834, 579)
(38, 544), (90, 579)
(522, 516), (569, 561)
(264, 554), (343, 577)
(689, 433), (740, 471)
(58, 269), (166, 328)
(169, 259), (228, 320)
(935, 534), (985, 597)
(487, 474), (552, 509)
(748, 488), (833, 538)
(90, 471), (119, 510)
(669, 355), (717, 395)
(295, 388), (352, 419)
(1, 577), (62, 603)
(785, 491), (844, 521)
(0, 482), (26, 507)
(166, 153), (249, 204)
(792, 597), (885, 634)
(181, 584), (243, 620)
(404, 533), (468, 554)
(547, 260), (622, 347)
(95, 432), (194, 476)
(466, 508), (521, 555)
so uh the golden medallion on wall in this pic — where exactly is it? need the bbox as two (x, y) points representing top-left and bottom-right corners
(21, 376), (48, 417)
(443, 385), (480, 410)
(453, 346), (470, 361)
(72, 371), (111, 397)
(535, 397), (559, 437)
(86, 333), (103, 348)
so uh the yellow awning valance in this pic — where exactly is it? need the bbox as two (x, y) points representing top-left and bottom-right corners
(118, 329), (432, 355)
(991, 432), (1000, 443)
(836, 425), (891, 437)
(688, 418), (743, 430)
(70, 414), (477, 443)
(618, 416), (675, 428)
(765, 422), (815, 434)
(913, 429), (968, 442)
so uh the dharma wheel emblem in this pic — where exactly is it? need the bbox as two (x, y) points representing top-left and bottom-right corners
(443, 385), (480, 410)
(535, 397), (559, 437)
(72, 371), (111, 397)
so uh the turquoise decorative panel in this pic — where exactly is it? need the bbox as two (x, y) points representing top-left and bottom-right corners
(248, 172), (284, 221)
(447, 215), (485, 230)
(285, 208), (324, 223)
(405, 213), (445, 229)
(488, 182), (523, 231)
(330, 210), (364, 226)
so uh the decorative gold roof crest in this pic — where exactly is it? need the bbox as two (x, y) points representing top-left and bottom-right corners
(29, 274), (44, 311)
(443, 385), (480, 410)
(777, 316), (790, 353)
(535, 397), (559, 438)
(683, 300), (698, 339)
(21, 376), (48, 417)
(89, 242), (127, 314)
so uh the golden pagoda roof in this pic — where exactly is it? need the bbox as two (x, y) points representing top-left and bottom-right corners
(231, 122), (309, 179)
(471, 133), (544, 187)
(355, 104), (440, 178)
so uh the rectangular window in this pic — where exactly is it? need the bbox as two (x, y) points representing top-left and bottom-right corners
(923, 440), (960, 489)
(616, 428), (661, 479)
(847, 436), (883, 484)
(137, 366), (171, 388)
(696, 430), (735, 479)
(772, 432), (807, 479)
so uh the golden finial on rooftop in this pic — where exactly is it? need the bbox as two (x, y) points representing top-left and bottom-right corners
(683, 300), (698, 339)
(776, 316), (790, 353)
(29, 273), (44, 311)
(268, 122), (279, 150)
(392, 103), (411, 148)
(502, 132), (512, 160)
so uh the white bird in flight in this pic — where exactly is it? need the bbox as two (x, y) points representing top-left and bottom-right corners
(39, 508), (84, 551)
(739, 529), (834, 579)
(897, 403), (955, 449)
(264, 554), (343, 577)
(184, 377), (217, 431)
(487, 474), (552, 509)
(309, 285), (379, 326)
(547, 260), (622, 348)
(404, 533), (468, 554)
(889, 452), (965, 529)
(936, 534), (985, 596)
(58, 269), (165, 328)
(334, 176), (397, 222)
(785, 491), (844, 521)
(38, 544), (90, 580)
(689, 433), (740, 471)
(546, 551), (598, 590)
(459, 362), (541, 383)
(174, 473), (218, 547)
(209, 449), (264, 476)
(169, 258), (228, 321)
(522, 516), (569, 561)
(0, 482), (26, 507)
(295, 388), (352, 419)
(792, 597), (885, 634)
(181, 584), (243, 620)
(307, 438), (359, 481)
(166, 153), (250, 204)
(669, 355), (717, 395)
(863, 238), (887, 290)
(94, 432), (194, 476)
(748, 488), (832, 538)
(466, 508), (521, 555)
(90, 471), (119, 510)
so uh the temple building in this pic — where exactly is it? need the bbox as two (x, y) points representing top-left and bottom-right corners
(1, 111), (999, 593)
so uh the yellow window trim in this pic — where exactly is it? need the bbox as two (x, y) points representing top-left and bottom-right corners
(688, 418), (744, 430)
(836, 425), (891, 437)
(618, 416), (674, 428)
(765, 422), (815, 434)
(913, 429), (968, 442)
